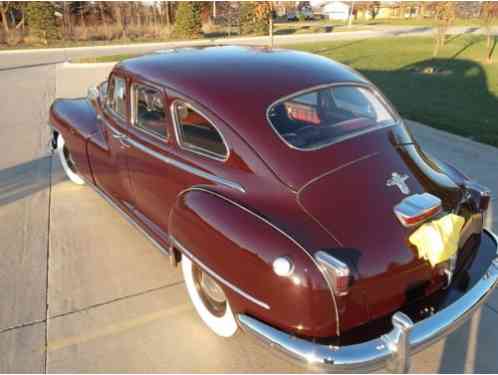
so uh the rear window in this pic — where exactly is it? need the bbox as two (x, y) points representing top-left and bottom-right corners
(267, 85), (396, 150)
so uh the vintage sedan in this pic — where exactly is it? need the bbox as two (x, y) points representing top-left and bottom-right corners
(49, 46), (498, 372)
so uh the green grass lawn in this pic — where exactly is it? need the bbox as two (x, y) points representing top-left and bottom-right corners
(292, 36), (498, 147)
(76, 36), (498, 147)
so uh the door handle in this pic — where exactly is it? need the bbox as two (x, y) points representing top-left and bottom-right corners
(112, 132), (124, 139)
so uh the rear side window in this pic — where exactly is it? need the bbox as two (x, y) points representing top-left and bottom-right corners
(132, 84), (167, 139)
(107, 75), (127, 118)
(268, 85), (396, 150)
(173, 102), (228, 160)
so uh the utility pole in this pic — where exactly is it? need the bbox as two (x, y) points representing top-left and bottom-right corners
(348, 1), (355, 27)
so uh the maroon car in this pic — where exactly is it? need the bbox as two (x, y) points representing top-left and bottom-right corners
(49, 46), (498, 372)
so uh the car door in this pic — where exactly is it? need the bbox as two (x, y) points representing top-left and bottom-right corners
(125, 82), (230, 239)
(92, 73), (134, 208)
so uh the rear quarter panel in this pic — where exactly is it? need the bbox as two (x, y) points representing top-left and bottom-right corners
(169, 188), (339, 338)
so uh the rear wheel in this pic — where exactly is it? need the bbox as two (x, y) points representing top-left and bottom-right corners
(57, 135), (85, 185)
(181, 256), (238, 337)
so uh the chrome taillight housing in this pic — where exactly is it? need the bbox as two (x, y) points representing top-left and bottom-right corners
(315, 251), (351, 296)
(394, 193), (442, 227)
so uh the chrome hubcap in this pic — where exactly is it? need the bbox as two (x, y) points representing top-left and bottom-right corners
(63, 146), (77, 174)
(193, 265), (227, 317)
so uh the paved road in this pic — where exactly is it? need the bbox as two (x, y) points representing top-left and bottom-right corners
(1, 25), (497, 70)
(1, 58), (498, 372)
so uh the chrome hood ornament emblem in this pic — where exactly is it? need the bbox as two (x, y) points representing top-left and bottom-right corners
(387, 172), (410, 195)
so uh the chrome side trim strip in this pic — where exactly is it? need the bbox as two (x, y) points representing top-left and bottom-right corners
(125, 137), (245, 193)
(170, 236), (270, 310)
(238, 229), (498, 373)
(83, 177), (171, 258)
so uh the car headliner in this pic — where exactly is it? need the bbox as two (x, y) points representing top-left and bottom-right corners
(117, 45), (371, 190)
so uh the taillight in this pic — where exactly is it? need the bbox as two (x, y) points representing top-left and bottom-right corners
(315, 251), (351, 296)
(394, 193), (442, 227)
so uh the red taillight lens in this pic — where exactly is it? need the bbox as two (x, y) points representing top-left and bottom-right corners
(315, 251), (351, 296)
(394, 193), (442, 227)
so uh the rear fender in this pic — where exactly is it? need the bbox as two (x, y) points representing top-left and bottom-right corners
(168, 187), (338, 338)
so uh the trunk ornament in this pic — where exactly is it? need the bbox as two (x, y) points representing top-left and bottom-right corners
(387, 172), (410, 195)
(394, 193), (442, 227)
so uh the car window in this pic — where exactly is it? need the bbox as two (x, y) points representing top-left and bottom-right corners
(268, 85), (396, 150)
(173, 102), (228, 160)
(107, 75), (127, 118)
(132, 84), (167, 139)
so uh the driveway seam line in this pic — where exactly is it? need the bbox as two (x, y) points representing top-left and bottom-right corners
(44, 152), (53, 373)
(48, 281), (185, 321)
(0, 319), (47, 335)
(484, 302), (498, 316)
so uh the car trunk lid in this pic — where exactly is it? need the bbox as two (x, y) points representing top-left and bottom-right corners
(297, 133), (464, 328)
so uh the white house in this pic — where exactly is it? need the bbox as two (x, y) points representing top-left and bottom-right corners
(313, 1), (351, 20)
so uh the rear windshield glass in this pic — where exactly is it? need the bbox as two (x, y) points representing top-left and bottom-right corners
(267, 85), (396, 150)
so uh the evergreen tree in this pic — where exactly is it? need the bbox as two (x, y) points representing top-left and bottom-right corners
(174, 2), (202, 39)
(26, 1), (57, 41)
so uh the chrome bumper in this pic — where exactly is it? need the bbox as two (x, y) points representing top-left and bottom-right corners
(238, 229), (498, 373)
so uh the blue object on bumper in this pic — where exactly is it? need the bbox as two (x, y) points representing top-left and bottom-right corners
(238, 229), (498, 373)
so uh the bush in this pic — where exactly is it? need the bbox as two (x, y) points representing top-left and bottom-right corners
(239, 2), (269, 35)
(174, 2), (202, 39)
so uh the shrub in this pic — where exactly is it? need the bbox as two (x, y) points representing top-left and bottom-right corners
(174, 2), (202, 39)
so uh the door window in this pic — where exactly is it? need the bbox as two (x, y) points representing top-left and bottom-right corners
(172, 101), (228, 160)
(132, 84), (167, 139)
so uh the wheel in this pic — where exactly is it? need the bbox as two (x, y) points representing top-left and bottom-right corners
(181, 256), (238, 337)
(57, 135), (85, 185)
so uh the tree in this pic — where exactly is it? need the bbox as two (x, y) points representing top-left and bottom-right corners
(430, 2), (456, 56)
(481, 1), (498, 63)
(25, 2), (57, 42)
(174, 2), (202, 39)
(239, 2), (268, 36)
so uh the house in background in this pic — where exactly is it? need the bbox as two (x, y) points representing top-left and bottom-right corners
(314, 1), (351, 20)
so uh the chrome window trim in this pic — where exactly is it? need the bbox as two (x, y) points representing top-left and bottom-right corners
(170, 236), (270, 310)
(170, 99), (230, 162)
(130, 82), (169, 142)
(266, 82), (400, 152)
(181, 186), (340, 334)
(105, 75), (128, 122)
(125, 137), (245, 193)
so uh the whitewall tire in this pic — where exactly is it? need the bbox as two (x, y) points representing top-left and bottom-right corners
(57, 135), (85, 185)
(181, 256), (238, 337)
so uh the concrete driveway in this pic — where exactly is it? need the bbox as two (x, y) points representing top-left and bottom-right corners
(0, 61), (497, 373)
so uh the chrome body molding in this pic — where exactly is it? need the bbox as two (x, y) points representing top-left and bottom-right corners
(126, 137), (245, 193)
(83, 177), (171, 259)
(170, 236), (270, 310)
(238, 229), (498, 373)
(102, 119), (245, 193)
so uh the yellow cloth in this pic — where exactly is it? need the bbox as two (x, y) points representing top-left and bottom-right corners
(409, 214), (465, 267)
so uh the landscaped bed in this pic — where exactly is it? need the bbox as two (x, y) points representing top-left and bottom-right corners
(76, 36), (498, 147)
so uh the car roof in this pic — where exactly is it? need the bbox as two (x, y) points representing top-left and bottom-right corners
(117, 45), (370, 189)
(118, 45), (367, 111)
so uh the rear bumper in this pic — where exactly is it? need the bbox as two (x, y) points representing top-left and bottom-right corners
(238, 229), (498, 373)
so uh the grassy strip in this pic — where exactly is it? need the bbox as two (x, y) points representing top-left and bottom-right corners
(73, 36), (498, 148)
